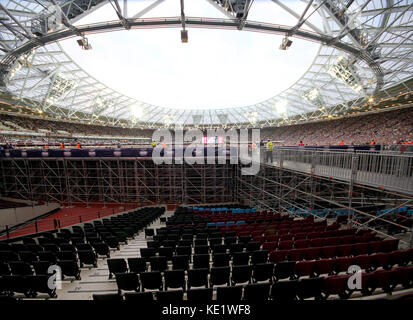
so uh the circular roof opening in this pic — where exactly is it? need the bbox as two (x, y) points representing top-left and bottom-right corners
(59, 0), (321, 110)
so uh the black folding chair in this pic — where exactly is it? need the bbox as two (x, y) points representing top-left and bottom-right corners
(186, 288), (213, 302)
(244, 283), (270, 302)
(128, 258), (147, 273)
(115, 272), (140, 294)
(124, 292), (153, 302)
(172, 255), (189, 270)
(149, 256), (168, 272)
(216, 285), (243, 302)
(164, 270), (186, 291)
(210, 266), (230, 287)
(156, 290), (183, 303)
(140, 271), (163, 292)
(78, 250), (97, 268)
(93, 293), (123, 301)
(107, 258), (127, 279)
(232, 265), (252, 285)
(187, 268), (209, 289)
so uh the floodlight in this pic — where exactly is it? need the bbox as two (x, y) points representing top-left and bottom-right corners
(181, 30), (188, 43)
(279, 37), (292, 50)
(44, 73), (77, 106)
(328, 56), (363, 93)
(246, 111), (257, 124)
(77, 38), (92, 50)
(164, 115), (173, 125)
(131, 106), (144, 119)
(275, 100), (287, 113)
(302, 88), (324, 108)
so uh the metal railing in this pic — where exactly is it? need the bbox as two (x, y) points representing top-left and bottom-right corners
(260, 148), (413, 195)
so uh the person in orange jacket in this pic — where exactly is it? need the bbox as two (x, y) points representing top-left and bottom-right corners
(370, 139), (376, 145)
(76, 143), (81, 149)
(60, 143), (65, 149)
(339, 140), (345, 146)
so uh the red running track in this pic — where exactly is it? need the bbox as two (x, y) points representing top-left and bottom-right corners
(1, 204), (138, 240)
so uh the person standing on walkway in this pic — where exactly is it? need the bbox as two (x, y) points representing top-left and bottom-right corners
(266, 139), (273, 163)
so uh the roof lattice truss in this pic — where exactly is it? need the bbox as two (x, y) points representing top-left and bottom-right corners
(0, 0), (412, 129)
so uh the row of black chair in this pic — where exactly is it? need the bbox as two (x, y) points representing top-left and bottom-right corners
(94, 283), (271, 302)
(114, 263), (279, 293)
(0, 275), (57, 298)
(108, 251), (271, 277)
(140, 244), (267, 260)
(96, 265), (413, 301)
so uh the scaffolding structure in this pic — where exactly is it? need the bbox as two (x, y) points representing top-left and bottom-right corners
(238, 161), (413, 247)
(0, 151), (412, 246)
(0, 158), (235, 206)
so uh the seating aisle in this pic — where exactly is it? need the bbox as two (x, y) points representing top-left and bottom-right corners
(53, 210), (173, 300)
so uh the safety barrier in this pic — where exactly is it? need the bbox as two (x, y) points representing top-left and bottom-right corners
(261, 148), (413, 195)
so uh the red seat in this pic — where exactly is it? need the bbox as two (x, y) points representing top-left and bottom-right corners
(323, 237), (338, 246)
(389, 267), (410, 289)
(359, 272), (372, 296)
(265, 235), (279, 242)
(406, 265), (413, 286)
(238, 231), (250, 237)
(321, 246), (336, 259)
(326, 224), (339, 231)
(333, 256), (354, 274)
(368, 241), (382, 254)
(276, 240), (292, 251)
(294, 239), (309, 249)
(353, 254), (372, 271)
(304, 247), (320, 261)
(339, 235), (355, 245)
(323, 275), (350, 299)
(294, 260), (315, 278)
(380, 239), (399, 253)
(314, 259), (334, 276)
(251, 231), (263, 237)
(294, 233), (307, 241)
(335, 244), (352, 257)
(307, 232), (319, 240)
(353, 243), (368, 255)
(403, 248), (413, 264)
(355, 235), (370, 243)
(269, 250), (287, 263)
(388, 250), (406, 267)
(277, 229), (289, 235)
(262, 241), (277, 251)
(370, 252), (390, 270)
(253, 235), (265, 244)
(309, 238), (323, 247)
(279, 234), (293, 241)
(290, 228), (301, 235)
(368, 270), (392, 294)
(288, 249), (304, 262)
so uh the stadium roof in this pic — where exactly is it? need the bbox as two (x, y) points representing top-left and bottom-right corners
(0, 0), (412, 129)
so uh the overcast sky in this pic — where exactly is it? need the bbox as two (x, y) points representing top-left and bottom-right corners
(59, 0), (322, 110)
